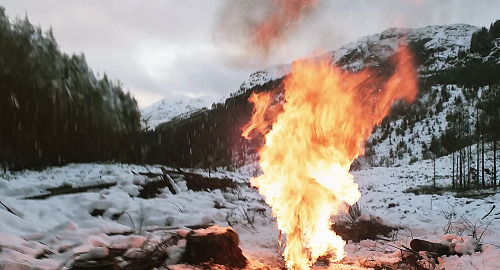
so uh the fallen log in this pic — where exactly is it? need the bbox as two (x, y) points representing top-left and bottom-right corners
(132, 171), (163, 178)
(25, 182), (117, 200)
(135, 167), (237, 194)
(410, 239), (453, 257)
(160, 167), (178, 195)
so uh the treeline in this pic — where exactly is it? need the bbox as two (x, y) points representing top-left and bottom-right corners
(470, 20), (500, 56)
(430, 21), (500, 178)
(0, 7), (141, 169)
(143, 79), (283, 169)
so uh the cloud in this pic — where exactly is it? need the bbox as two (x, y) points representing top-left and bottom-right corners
(2, 0), (499, 108)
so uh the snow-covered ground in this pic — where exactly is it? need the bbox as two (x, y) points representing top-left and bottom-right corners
(1, 154), (499, 269)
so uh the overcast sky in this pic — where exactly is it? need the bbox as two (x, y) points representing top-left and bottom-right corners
(2, 0), (499, 108)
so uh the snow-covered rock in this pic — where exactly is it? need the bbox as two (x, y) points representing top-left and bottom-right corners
(332, 23), (478, 72)
(140, 95), (215, 130)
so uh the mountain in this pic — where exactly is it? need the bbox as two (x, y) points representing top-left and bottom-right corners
(140, 95), (215, 130)
(233, 24), (478, 95)
(140, 65), (289, 131)
(333, 24), (478, 72)
(143, 23), (500, 172)
(236, 64), (290, 94)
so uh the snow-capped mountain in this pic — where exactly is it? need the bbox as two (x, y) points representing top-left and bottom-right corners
(145, 23), (500, 170)
(237, 64), (290, 93)
(232, 23), (496, 168)
(332, 23), (478, 72)
(140, 95), (215, 130)
(234, 24), (479, 94)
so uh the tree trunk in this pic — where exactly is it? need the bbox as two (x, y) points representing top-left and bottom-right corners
(494, 140), (497, 187)
(468, 145), (471, 188)
(477, 141), (480, 185)
(452, 153), (455, 188)
(182, 226), (247, 268)
(476, 107), (480, 185)
(433, 157), (436, 188)
(458, 151), (461, 188)
(482, 137), (485, 187)
(459, 150), (463, 188)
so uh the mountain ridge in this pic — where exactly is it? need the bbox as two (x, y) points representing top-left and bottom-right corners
(140, 95), (215, 130)
(143, 22), (500, 172)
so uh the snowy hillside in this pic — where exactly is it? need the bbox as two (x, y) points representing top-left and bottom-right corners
(333, 24), (478, 72)
(231, 23), (498, 168)
(140, 95), (215, 130)
(363, 84), (487, 167)
(235, 24), (479, 92)
(236, 64), (290, 94)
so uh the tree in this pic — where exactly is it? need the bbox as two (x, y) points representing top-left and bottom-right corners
(0, 7), (141, 168)
(478, 85), (500, 187)
(471, 27), (491, 56)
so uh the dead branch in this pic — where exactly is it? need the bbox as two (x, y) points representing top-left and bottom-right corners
(0, 199), (17, 217)
(159, 167), (177, 195)
(161, 155), (184, 174)
(482, 205), (496, 220)
(132, 171), (163, 178)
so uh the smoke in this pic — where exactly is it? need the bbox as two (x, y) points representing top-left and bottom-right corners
(213, 0), (319, 68)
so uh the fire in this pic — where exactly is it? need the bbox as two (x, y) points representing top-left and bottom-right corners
(243, 46), (418, 270)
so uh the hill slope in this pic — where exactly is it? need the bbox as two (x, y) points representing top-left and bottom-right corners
(144, 23), (500, 175)
(141, 95), (215, 130)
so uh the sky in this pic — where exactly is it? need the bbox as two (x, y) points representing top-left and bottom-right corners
(2, 0), (499, 108)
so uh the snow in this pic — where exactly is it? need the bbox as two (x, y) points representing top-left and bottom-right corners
(140, 94), (216, 130)
(2, 22), (499, 270)
(366, 84), (492, 167)
(332, 24), (479, 72)
(238, 64), (290, 92)
(234, 25), (479, 95)
(1, 156), (499, 269)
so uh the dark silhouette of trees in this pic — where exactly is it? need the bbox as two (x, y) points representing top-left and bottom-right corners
(477, 85), (500, 187)
(0, 7), (141, 169)
(143, 78), (284, 169)
(470, 27), (491, 56)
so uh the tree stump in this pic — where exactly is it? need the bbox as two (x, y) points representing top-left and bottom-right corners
(182, 225), (247, 268)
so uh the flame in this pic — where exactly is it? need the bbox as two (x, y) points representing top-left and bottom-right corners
(243, 46), (418, 270)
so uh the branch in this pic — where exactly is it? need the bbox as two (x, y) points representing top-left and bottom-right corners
(0, 199), (18, 217)
(481, 205), (496, 220)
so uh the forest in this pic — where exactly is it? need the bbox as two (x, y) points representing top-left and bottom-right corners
(0, 7), (141, 169)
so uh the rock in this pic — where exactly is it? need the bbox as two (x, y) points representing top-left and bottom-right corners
(182, 225), (247, 268)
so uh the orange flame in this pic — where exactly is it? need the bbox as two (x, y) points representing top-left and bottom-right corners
(243, 46), (418, 270)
